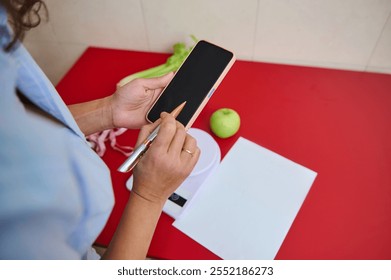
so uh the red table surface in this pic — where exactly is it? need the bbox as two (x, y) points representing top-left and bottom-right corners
(56, 47), (391, 260)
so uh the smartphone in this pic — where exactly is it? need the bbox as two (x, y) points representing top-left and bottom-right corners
(146, 40), (235, 128)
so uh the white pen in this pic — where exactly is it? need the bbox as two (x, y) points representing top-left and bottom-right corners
(117, 101), (187, 173)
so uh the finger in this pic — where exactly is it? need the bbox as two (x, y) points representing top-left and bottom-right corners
(136, 112), (171, 146)
(142, 72), (174, 90)
(168, 121), (187, 157)
(181, 134), (200, 161)
(135, 118), (162, 146)
(152, 114), (177, 152)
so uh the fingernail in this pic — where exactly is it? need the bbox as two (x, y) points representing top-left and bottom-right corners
(160, 112), (169, 118)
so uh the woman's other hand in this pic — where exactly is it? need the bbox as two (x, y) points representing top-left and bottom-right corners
(131, 112), (200, 205)
(111, 73), (174, 130)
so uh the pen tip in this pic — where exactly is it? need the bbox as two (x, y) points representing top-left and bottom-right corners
(171, 101), (187, 118)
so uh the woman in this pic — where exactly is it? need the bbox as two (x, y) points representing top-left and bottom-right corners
(0, 0), (200, 259)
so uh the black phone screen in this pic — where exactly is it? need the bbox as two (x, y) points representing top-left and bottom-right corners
(147, 40), (234, 126)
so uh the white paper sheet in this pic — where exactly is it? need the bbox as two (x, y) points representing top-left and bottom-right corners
(173, 137), (317, 260)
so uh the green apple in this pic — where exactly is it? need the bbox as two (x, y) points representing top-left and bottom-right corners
(210, 108), (241, 138)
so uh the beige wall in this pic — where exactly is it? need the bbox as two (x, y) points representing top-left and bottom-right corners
(23, 0), (391, 85)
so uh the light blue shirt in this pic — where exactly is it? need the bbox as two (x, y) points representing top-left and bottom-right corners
(0, 6), (114, 259)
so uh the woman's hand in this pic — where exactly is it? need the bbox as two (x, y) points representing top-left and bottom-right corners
(110, 73), (174, 129)
(131, 112), (200, 205)
(69, 73), (174, 136)
(103, 111), (200, 259)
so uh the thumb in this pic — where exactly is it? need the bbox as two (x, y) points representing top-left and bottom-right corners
(135, 111), (172, 146)
(143, 72), (174, 89)
(135, 115), (165, 146)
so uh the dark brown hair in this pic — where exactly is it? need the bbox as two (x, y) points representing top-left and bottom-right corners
(1, 0), (47, 51)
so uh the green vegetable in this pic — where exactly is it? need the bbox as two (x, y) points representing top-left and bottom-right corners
(117, 35), (198, 87)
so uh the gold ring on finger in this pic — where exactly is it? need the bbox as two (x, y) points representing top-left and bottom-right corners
(182, 148), (194, 157)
